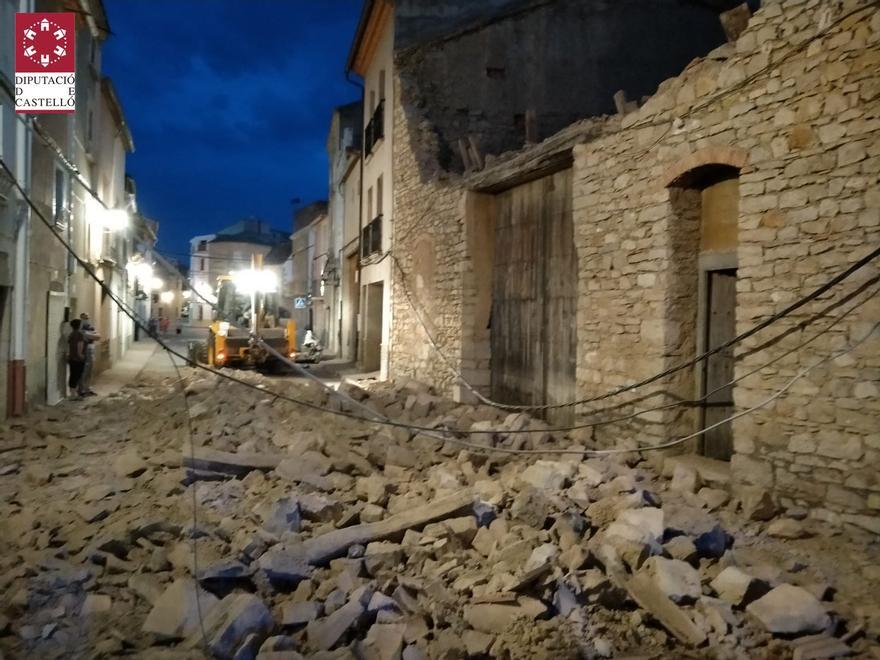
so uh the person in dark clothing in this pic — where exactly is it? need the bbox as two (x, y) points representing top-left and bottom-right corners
(68, 319), (87, 399)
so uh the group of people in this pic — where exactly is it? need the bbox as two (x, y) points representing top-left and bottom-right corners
(67, 313), (99, 400)
(147, 316), (171, 336)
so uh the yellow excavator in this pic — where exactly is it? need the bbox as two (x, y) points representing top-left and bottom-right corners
(193, 255), (302, 370)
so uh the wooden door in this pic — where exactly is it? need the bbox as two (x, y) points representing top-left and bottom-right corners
(702, 269), (736, 460)
(491, 169), (576, 424)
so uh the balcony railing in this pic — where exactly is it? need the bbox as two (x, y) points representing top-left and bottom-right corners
(361, 214), (382, 259)
(364, 100), (384, 156)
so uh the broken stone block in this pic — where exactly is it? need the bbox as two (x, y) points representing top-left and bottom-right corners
(462, 629), (494, 655)
(142, 578), (219, 639)
(185, 592), (273, 659)
(640, 556), (702, 604)
(519, 460), (576, 490)
(578, 460), (608, 487)
(298, 494), (343, 523)
(697, 487), (730, 511)
(464, 596), (548, 633)
(509, 488), (550, 528)
(282, 601), (322, 627)
(767, 518), (810, 539)
(363, 542), (403, 576)
(740, 488), (779, 521)
(606, 506), (664, 544)
(670, 463), (700, 494)
(360, 504), (386, 523)
(746, 584), (830, 635)
(385, 445), (417, 469)
(471, 527), (495, 557)
(262, 496), (302, 536)
(307, 596), (366, 650)
(663, 536), (698, 565)
(367, 592), (399, 615)
(357, 475), (393, 505)
(523, 543), (559, 573)
(710, 567), (769, 607)
(256, 547), (312, 586)
(359, 622), (406, 660)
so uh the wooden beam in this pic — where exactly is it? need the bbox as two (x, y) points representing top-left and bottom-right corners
(302, 490), (474, 564)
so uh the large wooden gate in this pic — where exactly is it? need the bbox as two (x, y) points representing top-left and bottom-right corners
(491, 169), (576, 424)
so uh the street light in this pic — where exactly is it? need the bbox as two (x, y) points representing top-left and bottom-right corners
(159, 290), (174, 304)
(88, 197), (129, 230)
(230, 268), (278, 295)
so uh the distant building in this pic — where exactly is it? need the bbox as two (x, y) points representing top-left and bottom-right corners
(187, 218), (289, 327)
(288, 202), (328, 346)
(326, 102), (363, 361)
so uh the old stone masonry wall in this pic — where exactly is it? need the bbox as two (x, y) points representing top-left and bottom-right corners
(571, 0), (880, 528)
(389, 70), (468, 396)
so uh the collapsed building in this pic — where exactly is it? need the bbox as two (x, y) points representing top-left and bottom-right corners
(387, 0), (880, 529)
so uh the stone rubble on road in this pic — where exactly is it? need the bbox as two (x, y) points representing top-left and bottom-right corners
(0, 369), (878, 659)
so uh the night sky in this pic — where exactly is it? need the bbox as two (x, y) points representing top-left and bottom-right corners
(101, 1), (362, 259)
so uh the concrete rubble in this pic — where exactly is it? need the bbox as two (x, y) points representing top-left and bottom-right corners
(0, 369), (878, 659)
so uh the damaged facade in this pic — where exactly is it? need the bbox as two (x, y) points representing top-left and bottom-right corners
(345, 0), (729, 377)
(386, 0), (880, 527)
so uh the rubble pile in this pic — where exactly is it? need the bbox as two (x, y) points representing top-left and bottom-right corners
(0, 370), (878, 659)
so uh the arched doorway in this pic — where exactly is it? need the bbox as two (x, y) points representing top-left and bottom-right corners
(668, 164), (740, 460)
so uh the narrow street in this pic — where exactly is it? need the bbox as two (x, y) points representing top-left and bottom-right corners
(1, 0), (878, 658)
(1, 347), (878, 659)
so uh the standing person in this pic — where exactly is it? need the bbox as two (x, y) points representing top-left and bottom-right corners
(78, 312), (100, 397)
(160, 316), (170, 335)
(67, 319), (87, 400)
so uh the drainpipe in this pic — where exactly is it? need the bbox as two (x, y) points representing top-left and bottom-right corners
(8, 83), (33, 416)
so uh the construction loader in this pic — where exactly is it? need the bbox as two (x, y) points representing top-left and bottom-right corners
(190, 255), (317, 370)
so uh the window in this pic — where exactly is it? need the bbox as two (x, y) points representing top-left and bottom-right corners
(367, 186), (373, 222)
(53, 167), (67, 226)
(376, 175), (383, 216)
(197, 240), (207, 251)
(200, 258), (205, 271)
(379, 69), (386, 101)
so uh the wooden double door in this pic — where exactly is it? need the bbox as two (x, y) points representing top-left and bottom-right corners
(490, 169), (576, 424)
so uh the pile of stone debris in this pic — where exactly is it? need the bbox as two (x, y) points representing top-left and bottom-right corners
(0, 370), (878, 659)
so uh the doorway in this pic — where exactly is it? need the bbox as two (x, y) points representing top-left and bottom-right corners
(343, 252), (359, 361)
(490, 169), (576, 424)
(701, 269), (736, 459)
(46, 291), (66, 405)
(362, 281), (383, 372)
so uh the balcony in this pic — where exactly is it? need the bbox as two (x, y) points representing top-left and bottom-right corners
(361, 214), (382, 259)
(364, 100), (384, 156)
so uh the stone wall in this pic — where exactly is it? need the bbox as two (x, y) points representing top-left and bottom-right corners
(389, 0), (880, 526)
(396, 0), (729, 172)
(389, 70), (467, 395)
(570, 0), (880, 528)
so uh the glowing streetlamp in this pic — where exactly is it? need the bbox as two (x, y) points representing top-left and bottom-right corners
(230, 268), (278, 295)
(159, 290), (174, 304)
(88, 197), (129, 230)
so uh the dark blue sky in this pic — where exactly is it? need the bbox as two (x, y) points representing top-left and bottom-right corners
(102, 1), (362, 258)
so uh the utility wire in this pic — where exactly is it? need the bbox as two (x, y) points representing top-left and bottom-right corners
(394, 245), (880, 412)
(7, 145), (877, 447)
(0, 158), (212, 650)
(8, 148), (875, 459)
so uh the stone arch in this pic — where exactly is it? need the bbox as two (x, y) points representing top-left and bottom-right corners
(664, 156), (743, 461)
(661, 145), (748, 188)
